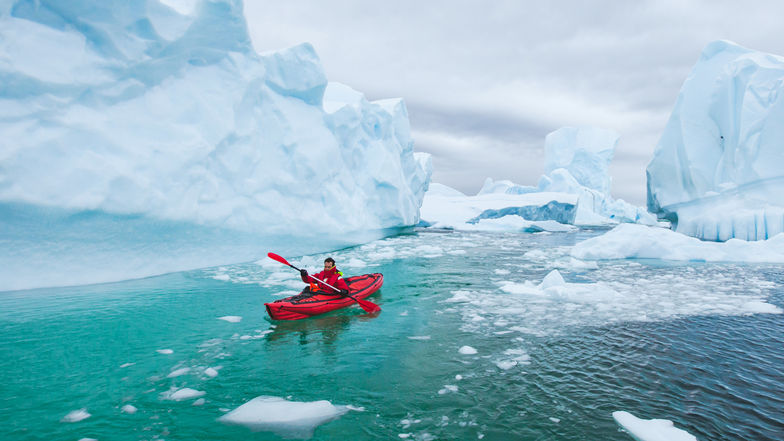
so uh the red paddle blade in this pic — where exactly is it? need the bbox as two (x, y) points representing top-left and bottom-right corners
(357, 299), (381, 314)
(267, 252), (290, 266)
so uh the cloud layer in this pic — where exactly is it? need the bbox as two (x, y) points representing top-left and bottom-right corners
(245, 0), (784, 204)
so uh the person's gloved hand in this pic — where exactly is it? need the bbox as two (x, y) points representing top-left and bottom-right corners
(340, 289), (349, 296)
(300, 269), (308, 278)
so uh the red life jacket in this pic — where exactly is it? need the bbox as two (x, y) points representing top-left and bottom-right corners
(302, 267), (349, 294)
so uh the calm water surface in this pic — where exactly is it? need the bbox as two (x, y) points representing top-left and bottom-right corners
(1, 229), (782, 440)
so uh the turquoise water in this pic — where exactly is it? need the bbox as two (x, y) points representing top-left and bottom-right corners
(2, 229), (783, 440)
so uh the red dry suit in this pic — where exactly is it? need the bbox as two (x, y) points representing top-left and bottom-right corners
(301, 266), (349, 294)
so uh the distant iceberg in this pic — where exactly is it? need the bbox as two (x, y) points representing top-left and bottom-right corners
(0, 0), (431, 291)
(647, 40), (784, 241)
(420, 126), (656, 231)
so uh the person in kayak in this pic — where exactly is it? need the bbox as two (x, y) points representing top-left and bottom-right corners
(300, 257), (350, 296)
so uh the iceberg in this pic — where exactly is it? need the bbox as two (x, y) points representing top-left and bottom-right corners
(420, 127), (656, 232)
(646, 40), (784, 241)
(0, 0), (431, 291)
(537, 127), (658, 226)
(572, 223), (784, 265)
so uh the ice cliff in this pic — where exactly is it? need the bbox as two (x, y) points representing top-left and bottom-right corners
(0, 0), (431, 291)
(647, 40), (784, 241)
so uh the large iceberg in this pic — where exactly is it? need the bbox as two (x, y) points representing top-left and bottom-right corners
(647, 40), (784, 241)
(421, 126), (656, 231)
(0, 0), (431, 291)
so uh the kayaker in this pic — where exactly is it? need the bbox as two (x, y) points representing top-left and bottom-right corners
(300, 257), (350, 296)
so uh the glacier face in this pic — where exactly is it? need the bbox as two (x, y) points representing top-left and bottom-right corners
(0, 0), (431, 291)
(647, 40), (784, 241)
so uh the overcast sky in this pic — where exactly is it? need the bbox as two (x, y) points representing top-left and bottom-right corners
(243, 1), (784, 205)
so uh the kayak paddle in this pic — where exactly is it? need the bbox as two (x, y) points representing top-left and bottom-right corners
(267, 252), (381, 314)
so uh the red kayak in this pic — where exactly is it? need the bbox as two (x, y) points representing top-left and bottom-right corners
(265, 273), (383, 320)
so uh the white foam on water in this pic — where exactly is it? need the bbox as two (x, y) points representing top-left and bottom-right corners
(212, 274), (231, 281)
(193, 398), (205, 406)
(218, 316), (242, 323)
(218, 396), (353, 438)
(612, 411), (697, 441)
(62, 409), (90, 422)
(408, 336), (431, 340)
(120, 362), (135, 368)
(494, 269), (511, 275)
(161, 387), (205, 401)
(156, 349), (173, 355)
(549, 417), (561, 423)
(205, 367), (219, 378)
(121, 404), (137, 414)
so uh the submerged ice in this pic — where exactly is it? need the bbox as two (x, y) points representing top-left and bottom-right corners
(0, 0), (431, 291)
(647, 40), (784, 241)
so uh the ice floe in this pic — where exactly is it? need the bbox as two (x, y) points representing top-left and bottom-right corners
(61, 409), (90, 422)
(218, 316), (242, 323)
(458, 346), (477, 355)
(218, 396), (354, 438)
(156, 349), (173, 355)
(612, 411), (696, 441)
(161, 387), (205, 401)
(167, 367), (191, 378)
(572, 224), (784, 263)
(121, 404), (137, 414)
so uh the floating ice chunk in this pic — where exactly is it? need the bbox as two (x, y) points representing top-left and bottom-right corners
(193, 398), (205, 406)
(438, 385), (458, 394)
(162, 388), (205, 401)
(205, 367), (219, 378)
(408, 336), (431, 340)
(120, 362), (135, 368)
(495, 360), (518, 370)
(458, 346), (477, 355)
(549, 417), (561, 423)
(218, 396), (353, 438)
(572, 224), (784, 264)
(156, 349), (173, 355)
(612, 411), (697, 441)
(539, 270), (566, 289)
(62, 409), (90, 422)
(167, 367), (191, 378)
(218, 316), (242, 323)
(121, 404), (137, 414)
(494, 269), (511, 275)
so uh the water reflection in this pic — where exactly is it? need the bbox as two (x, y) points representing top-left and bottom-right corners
(264, 303), (382, 347)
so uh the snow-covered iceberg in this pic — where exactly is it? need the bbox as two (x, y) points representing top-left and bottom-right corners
(0, 0), (431, 291)
(420, 127), (655, 231)
(647, 40), (784, 241)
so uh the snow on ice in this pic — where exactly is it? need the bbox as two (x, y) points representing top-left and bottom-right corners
(0, 0), (431, 291)
(647, 40), (784, 241)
